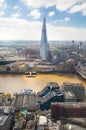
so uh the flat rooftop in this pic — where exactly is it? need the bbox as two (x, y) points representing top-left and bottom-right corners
(0, 115), (9, 126)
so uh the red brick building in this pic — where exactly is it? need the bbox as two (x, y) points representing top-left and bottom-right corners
(51, 103), (86, 121)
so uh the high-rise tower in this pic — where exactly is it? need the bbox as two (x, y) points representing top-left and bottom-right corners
(40, 17), (49, 61)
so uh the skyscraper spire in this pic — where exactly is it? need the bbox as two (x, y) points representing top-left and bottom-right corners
(40, 17), (49, 61)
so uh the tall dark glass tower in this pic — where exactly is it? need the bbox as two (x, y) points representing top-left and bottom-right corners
(40, 17), (49, 61)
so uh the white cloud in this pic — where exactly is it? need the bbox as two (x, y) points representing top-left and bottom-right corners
(21, 0), (86, 16)
(0, 0), (7, 16)
(49, 11), (55, 17)
(47, 24), (86, 41)
(11, 12), (21, 18)
(56, 0), (79, 11)
(0, 17), (42, 40)
(0, 17), (86, 41)
(30, 9), (41, 19)
(12, 6), (22, 18)
(64, 17), (70, 21)
(52, 17), (70, 23)
(82, 10), (86, 16)
(21, 0), (79, 10)
(0, 17), (42, 29)
(0, 0), (6, 8)
(0, 1), (5, 11)
(13, 6), (21, 10)
(0, 0), (4, 3)
(0, 10), (4, 16)
(69, 2), (86, 16)
(21, 0), (56, 8)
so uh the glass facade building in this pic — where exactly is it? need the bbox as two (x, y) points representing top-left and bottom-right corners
(40, 17), (49, 61)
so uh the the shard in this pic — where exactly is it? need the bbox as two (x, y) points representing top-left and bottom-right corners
(40, 17), (49, 61)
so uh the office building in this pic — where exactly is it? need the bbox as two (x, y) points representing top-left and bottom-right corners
(40, 17), (49, 61)
(0, 106), (15, 130)
(51, 102), (86, 120)
(62, 82), (85, 101)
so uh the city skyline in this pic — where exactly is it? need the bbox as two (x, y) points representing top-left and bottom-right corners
(0, 0), (86, 41)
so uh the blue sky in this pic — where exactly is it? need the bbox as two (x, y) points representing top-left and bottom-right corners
(0, 0), (86, 40)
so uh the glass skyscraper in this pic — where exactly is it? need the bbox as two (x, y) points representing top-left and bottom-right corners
(40, 17), (49, 61)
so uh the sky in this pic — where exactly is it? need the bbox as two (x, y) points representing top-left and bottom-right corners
(0, 0), (86, 41)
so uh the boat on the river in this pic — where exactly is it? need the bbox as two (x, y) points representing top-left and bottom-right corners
(25, 71), (37, 78)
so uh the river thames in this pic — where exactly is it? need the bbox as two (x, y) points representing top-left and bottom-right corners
(0, 73), (86, 95)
